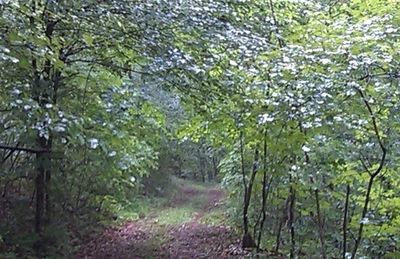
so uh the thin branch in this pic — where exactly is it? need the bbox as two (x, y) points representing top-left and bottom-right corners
(359, 159), (372, 176)
(350, 84), (387, 259)
(268, 0), (284, 48)
(65, 59), (151, 75)
(354, 88), (385, 153)
(0, 145), (50, 154)
(240, 130), (247, 195)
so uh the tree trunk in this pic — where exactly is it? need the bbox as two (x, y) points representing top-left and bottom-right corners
(198, 147), (206, 182)
(239, 131), (258, 249)
(289, 176), (296, 259)
(35, 166), (45, 234)
(351, 176), (375, 259)
(34, 152), (46, 255)
(342, 185), (350, 259)
(274, 211), (284, 253)
(314, 188), (327, 259)
(45, 169), (51, 223)
(212, 155), (218, 179)
(257, 129), (270, 251)
(350, 86), (387, 259)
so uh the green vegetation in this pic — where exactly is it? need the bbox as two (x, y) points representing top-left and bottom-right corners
(117, 177), (211, 226)
(201, 208), (228, 226)
(1, 0), (400, 258)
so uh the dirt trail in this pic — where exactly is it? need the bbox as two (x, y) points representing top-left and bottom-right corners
(75, 184), (248, 259)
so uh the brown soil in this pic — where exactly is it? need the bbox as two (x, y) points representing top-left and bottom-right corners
(75, 185), (249, 259)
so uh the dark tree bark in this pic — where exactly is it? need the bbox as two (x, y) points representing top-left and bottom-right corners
(34, 136), (52, 254)
(274, 197), (288, 254)
(30, 2), (60, 254)
(314, 187), (327, 259)
(35, 158), (45, 234)
(198, 147), (206, 182)
(240, 131), (259, 249)
(212, 155), (218, 179)
(343, 184), (350, 259)
(257, 129), (270, 251)
(288, 176), (296, 259)
(351, 87), (387, 259)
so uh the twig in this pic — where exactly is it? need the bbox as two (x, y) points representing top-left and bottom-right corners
(0, 145), (50, 153)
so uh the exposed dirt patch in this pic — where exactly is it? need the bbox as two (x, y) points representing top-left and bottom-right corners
(161, 223), (244, 258)
(74, 221), (152, 259)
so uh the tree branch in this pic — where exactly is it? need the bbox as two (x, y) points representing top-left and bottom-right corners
(0, 145), (50, 154)
(350, 84), (387, 259)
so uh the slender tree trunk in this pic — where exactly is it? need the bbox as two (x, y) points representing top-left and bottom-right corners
(35, 136), (51, 254)
(212, 155), (218, 179)
(274, 207), (284, 253)
(45, 151), (52, 223)
(289, 175), (296, 259)
(343, 184), (350, 259)
(351, 176), (375, 259)
(257, 175), (273, 252)
(239, 131), (249, 234)
(351, 87), (387, 258)
(35, 151), (47, 256)
(257, 129), (269, 251)
(314, 188), (327, 259)
(254, 210), (262, 244)
(197, 148), (205, 182)
(32, 9), (58, 255)
(239, 131), (258, 248)
(275, 190), (288, 254)
(35, 162), (45, 234)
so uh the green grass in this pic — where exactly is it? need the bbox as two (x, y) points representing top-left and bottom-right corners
(200, 207), (226, 225)
(116, 196), (167, 222)
(153, 186), (209, 225)
(169, 176), (212, 192)
(155, 207), (195, 225)
(190, 194), (208, 209)
(117, 177), (220, 226)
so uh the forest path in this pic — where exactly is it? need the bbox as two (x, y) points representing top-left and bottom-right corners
(75, 180), (248, 258)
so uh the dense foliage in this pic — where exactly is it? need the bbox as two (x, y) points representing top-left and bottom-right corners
(0, 0), (399, 258)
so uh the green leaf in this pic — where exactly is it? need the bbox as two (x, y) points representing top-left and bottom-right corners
(83, 33), (94, 46)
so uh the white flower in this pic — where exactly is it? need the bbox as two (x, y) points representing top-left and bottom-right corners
(229, 60), (238, 66)
(320, 58), (331, 65)
(88, 138), (99, 149)
(259, 113), (274, 124)
(54, 125), (66, 133)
